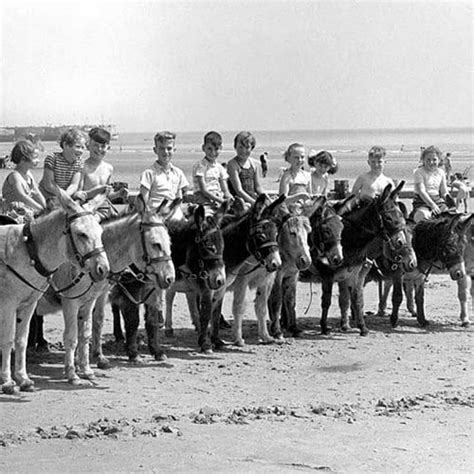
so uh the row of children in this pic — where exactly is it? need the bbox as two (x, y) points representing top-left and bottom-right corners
(0, 128), (469, 226)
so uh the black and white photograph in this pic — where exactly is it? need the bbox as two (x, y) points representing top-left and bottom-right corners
(0, 0), (472, 471)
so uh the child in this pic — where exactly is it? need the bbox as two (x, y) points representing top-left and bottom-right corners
(412, 145), (450, 222)
(279, 143), (311, 197)
(73, 127), (126, 219)
(140, 131), (192, 210)
(1, 139), (46, 218)
(449, 173), (470, 213)
(308, 149), (337, 197)
(192, 131), (232, 213)
(38, 127), (86, 208)
(227, 131), (263, 207)
(260, 152), (269, 178)
(351, 146), (395, 200)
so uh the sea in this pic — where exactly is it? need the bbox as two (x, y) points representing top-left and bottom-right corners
(1, 127), (472, 193)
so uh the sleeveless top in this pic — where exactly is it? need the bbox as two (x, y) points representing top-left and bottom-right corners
(2, 170), (35, 204)
(227, 157), (258, 197)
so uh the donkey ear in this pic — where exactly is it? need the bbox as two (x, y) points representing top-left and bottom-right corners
(306, 196), (326, 217)
(379, 183), (393, 203)
(456, 213), (474, 232)
(85, 191), (109, 212)
(398, 200), (409, 219)
(335, 194), (357, 216)
(194, 205), (206, 231)
(390, 180), (405, 199)
(252, 193), (269, 220)
(263, 193), (286, 218)
(134, 194), (148, 214)
(56, 187), (82, 213)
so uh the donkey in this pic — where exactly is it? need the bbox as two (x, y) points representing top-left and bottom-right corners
(0, 189), (110, 394)
(380, 212), (473, 328)
(33, 197), (178, 383)
(301, 183), (411, 336)
(229, 199), (312, 346)
(269, 195), (355, 338)
(110, 202), (227, 362)
(198, 194), (286, 353)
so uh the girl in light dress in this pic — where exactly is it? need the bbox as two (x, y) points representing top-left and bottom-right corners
(278, 143), (311, 199)
(1, 139), (46, 221)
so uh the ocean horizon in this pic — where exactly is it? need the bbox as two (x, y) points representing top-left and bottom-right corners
(1, 126), (472, 193)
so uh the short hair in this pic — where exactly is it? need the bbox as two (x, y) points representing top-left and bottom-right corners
(10, 140), (37, 164)
(59, 128), (86, 149)
(234, 131), (256, 150)
(154, 131), (176, 146)
(283, 143), (305, 162)
(89, 127), (111, 144)
(368, 146), (386, 159)
(421, 145), (442, 161)
(203, 131), (222, 148)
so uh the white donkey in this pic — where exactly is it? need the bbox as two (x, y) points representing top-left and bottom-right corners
(0, 189), (109, 394)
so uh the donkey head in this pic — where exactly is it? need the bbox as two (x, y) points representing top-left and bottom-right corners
(189, 201), (227, 290)
(58, 188), (110, 282)
(134, 195), (177, 289)
(247, 194), (285, 272)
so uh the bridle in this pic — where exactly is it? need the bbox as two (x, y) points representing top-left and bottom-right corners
(5, 211), (106, 294)
(310, 207), (343, 263)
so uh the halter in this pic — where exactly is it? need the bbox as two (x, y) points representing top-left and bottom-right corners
(178, 226), (224, 282)
(139, 221), (173, 267)
(65, 211), (106, 269)
(246, 218), (279, 263)
(310, 208), (342, 262)
(5, 211), (105, 293)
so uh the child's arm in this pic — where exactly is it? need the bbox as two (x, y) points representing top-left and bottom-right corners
(30, 178), (47, 209)
(195, 176), (223, 203)
(253, 164), (263, 196)
(9, 174), (45, 212)
(279, 171), (290, 195)
(219, 177), (233, 201)
(66, 171), (82, 197)
(39, 168), (58, 197)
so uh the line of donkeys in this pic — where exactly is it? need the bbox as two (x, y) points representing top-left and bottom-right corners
(1, 182), (472, 395)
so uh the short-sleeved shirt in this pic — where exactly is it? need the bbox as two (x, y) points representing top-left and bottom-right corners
(2, 170), (36, 204)
(413, 167), (445, 198)
(192, 158), (228, 204)
(39, 152), (83, 197)
(140, 161), (189, 208)
(281, 168), (312, 195)
(226, 157), (259, 197)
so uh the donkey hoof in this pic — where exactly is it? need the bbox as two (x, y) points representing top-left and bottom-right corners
(78, 369), (95, 380)
(154, 352), (168, 362)
(321, 327), (331, 335)
(202, 347), (213, 355)
(96, 357), (111, 370)
(233, 339), (245, 347)
(418, 319), (430, 328)
(19, 380), (35, 392)
(2, 382), (18, 395)
(164, 328), (174, 337)
(359, 328), (369, 336)
(461, 320), (470, 328)
(212, 338), (227, 350)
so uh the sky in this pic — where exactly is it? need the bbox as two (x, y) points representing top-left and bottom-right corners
(0, 0), (472, 133)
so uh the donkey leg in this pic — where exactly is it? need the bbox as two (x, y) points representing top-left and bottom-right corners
(145, 301), (167, 361)
(403, 278), (416, 317)
(14, 304), (37, 392)
(283, 274), (301, 337)
(112, 301), (125, 344)
(164, 286), (176, 337)
(376, 280), (393, 317)
(76, 304), (95, 379)
(390, 277), (403, 328)
(198, 290), (216, 353)
(122, 300), (142, 363)
(1, 307), (17, 394)
(320, 278), (334, 334)
(92, 291), (111, 369)
(268, 275), (284, 339)
(27, 309), (38, 350)
(185, 291), (201, 331)
(63, 303), (80, 384)
(457, 275), (471, 327)
(255, 275), (276, 344)
(232, 278), (248, 347)
(413, 276), (429, 327)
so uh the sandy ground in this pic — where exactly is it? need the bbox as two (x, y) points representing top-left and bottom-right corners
(1, 274), (473, 473)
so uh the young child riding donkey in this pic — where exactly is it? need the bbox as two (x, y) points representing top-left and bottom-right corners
(0, 188), (110, 394)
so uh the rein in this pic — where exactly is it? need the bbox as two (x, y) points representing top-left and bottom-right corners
(5, 211), (105, 293)
(109, 264), (156, 305)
